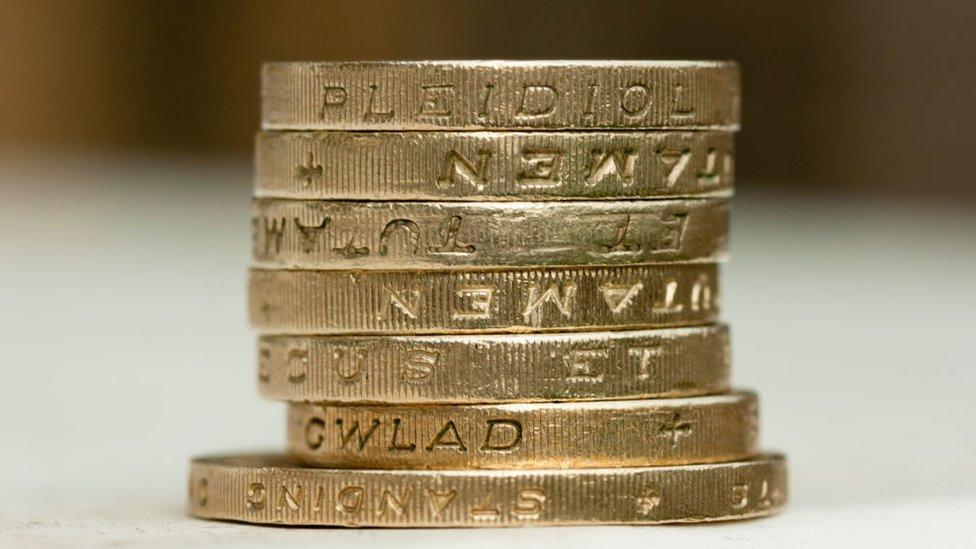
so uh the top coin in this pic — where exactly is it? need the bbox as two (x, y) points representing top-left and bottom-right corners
(262, 61), (740, 131)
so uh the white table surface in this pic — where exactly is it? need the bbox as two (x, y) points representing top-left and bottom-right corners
(1, 153), (973, 547)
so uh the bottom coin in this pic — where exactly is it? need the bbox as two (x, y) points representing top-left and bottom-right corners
(188, 452), (787, 527)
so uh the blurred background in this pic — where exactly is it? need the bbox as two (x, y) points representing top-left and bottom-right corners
(1, 1), (974, 546)
(2, 0), (975, 196)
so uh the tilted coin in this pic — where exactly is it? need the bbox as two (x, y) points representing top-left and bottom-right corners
(254, 130), (734, 200)
(189, 452), (787, 527)
(286, 391), (758, 469)
(251, 198), (728, 270)
(258, 325), (731, 404)
(249, 263), (719, 335)
(262, 61), (740, 131)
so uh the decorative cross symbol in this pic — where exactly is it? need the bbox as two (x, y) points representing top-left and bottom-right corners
(658, 412), (692, 447)
(295, 151), (323, 187)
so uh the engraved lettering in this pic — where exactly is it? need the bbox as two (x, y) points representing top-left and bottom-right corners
(723, 151), (734, 184)
(377, 286), (422, 321)
(402, 348), (439, 383)
(621, 84), (651, 118)
(378, 489), (412, 518)
(659, 148), (692, 188)
(336, 485), (365, 513)
(566, 348), (609, 382)
(513, 489), (546, 520)
(277, 484), (303, 511)
(436, 149), (491, 191)
(757, 480), (773, 508)
(427, 489), (458, 517)
(747, 400), (760, 439)
(286, 348), (308, 382)
(659, 213), (688, 251)
(730, 483), (749, 509)
(671, 83), (695, 120)
(258, 300), (274, 321)
(428, 215), (475, 254)
(582, 83), (598, 121)
(333, 346), (367, 383)
(257, 345), (271, 383)
(261, 217), (286, 255)
(364, 84), (394, 121)
(599, 281), (644, 314)
(768, 479), (785, 506)
(311, 485), (326, 512)
(522, 281), (577, 322)
(476, 83), (494, 121)
(635, 487), (662, 514)
(482, 419), (523, 451)
(652, 280), (683, 313)
(379, 219), (422, 256)
(305, 417), (325, 450)
(470, 496), (501, 521)
(418, 84), (455, 118)
(600, 214), (640, 254)
(246, 482), (267, 509)
(516, 149), (563, 189)
(658, 412), (693, 447)
(586, 149), (637, 187)
(194, 477), (208, 506)
(628, 345), (662, 381)
(294, 216), (330, 253)
(515, 85), (557, 118)
(332, 238), (369, 257)
(387, 418), (417, 452)
(318, 86), (348, 118)
(697, 148), (722, 186)
(452, 286), (495, 320)
(425, 421), (467, 452)
(690, 275), (713, 312)
(295, 151), (323, 187)
(250, 217), (259, 254)
(336, 418), (381, 450)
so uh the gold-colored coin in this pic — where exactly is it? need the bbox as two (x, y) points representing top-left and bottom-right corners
(258, 325), (731, 404)
(252, 198), (728, 270)
(249, 264), (719, 335)
(286, 391), (758, 469)
(188, 452), (786, 526)
(262, 61), (740, 131)
(254, 130), (734, 200)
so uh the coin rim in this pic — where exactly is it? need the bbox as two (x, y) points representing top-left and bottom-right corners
(257, 324), (731, 403)
(188, 451), (786, 527)
(285, 391), (758, 469)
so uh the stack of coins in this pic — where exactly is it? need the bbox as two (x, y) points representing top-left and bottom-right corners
(189, 61), (788, 527)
